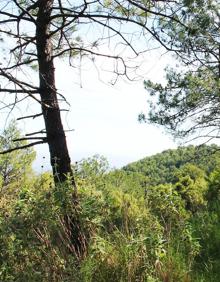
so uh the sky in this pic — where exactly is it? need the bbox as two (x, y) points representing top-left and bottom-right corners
(30, 49), (177, 171)
(0, 1), (178, 172)
(1, 1), (219, 174)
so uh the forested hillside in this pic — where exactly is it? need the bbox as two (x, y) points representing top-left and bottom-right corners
(123, 145), (220, 185)
(1, 125), (220, 281)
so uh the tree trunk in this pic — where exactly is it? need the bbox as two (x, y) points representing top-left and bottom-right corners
(35, 0), (87, 259)
(36, 0), (75, 187)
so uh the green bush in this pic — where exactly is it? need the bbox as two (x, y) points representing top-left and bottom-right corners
(0, 150), (219, 281)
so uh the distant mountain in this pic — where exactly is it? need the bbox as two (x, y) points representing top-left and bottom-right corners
(122, 144), (220, 185)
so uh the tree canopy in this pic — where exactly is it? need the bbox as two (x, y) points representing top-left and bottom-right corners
(123, 144), (220, 185)
(139, 0), (220, 142)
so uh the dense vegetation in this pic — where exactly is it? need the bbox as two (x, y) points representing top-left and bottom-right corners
(0, 124), (220, 281)
(123, 145), (220, 185)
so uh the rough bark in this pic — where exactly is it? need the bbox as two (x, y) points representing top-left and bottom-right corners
(36, 0), (75, 187)
(35, 0), (86, 258)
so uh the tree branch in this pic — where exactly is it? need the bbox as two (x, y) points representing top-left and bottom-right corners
(0, 141), (46, 154)
(25, 130), (47, 136)
(17, 113), (43, 120)
(13, 137), (47, 142)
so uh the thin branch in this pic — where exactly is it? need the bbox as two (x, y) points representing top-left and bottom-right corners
(2, 58), (38, 71)
(0, 69), (38, 90)
(13, 0), (37, 24)
(0, 141), (46, 154)
(13, 137), (47, 142)
(25, 130), (47, 136)
(17, 113), (43, 120)
(0, 88), (38, 94)
(53, 46), (124, 60)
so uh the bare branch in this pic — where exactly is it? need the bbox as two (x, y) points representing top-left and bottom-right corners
(0, 69), (38, 90)
(25, 130), (47, 136)
(13, 137), (47, 142)
(17, 113), (43, 120)
(0, 88), (38, 94)
(0, 141), (46, 155)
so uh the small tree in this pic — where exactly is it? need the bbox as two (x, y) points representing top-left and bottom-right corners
(174, 164), (207, 212)
(0, 120), (35, 190)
